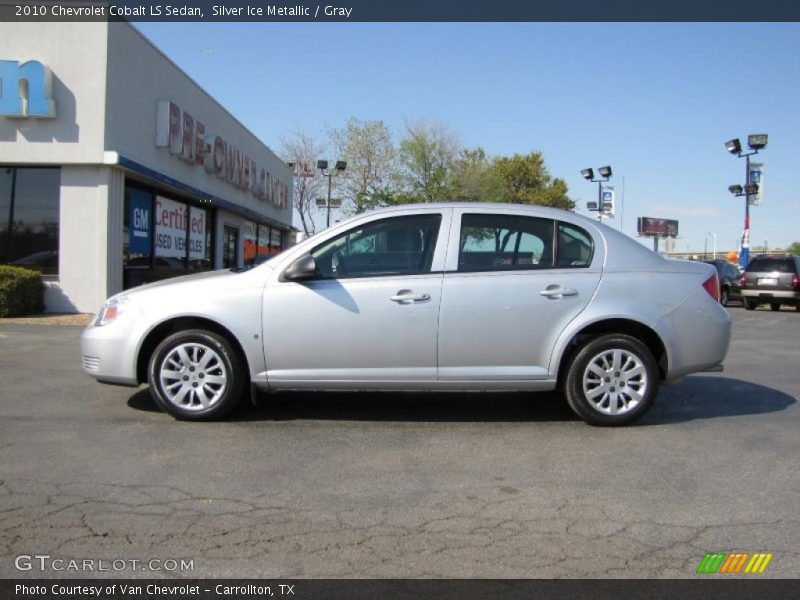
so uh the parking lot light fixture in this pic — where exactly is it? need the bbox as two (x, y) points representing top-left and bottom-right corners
(744, 182), (759, 196)
(747, 134), (768, 151)
(318, 159), (347, 228)
(581, 165), (613, 221)
(725, 133), (767, 268)
(725, 138), (742, 155)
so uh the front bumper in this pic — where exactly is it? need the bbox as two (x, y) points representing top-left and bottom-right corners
(80, 318), (140, 386)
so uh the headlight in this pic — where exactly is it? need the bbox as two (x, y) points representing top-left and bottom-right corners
(94, 295), (130, 327)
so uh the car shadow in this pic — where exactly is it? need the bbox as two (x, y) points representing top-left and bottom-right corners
(126, 376), (795, 425)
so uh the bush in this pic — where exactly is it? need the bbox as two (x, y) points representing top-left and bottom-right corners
(0, 265), (44, 317)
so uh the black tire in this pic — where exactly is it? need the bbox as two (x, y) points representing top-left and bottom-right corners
(770, 303), (780, 312)
(148, 329), (246, 420)
(743, 297), (757, 311)
(720, 287), (729, 307)
(563, 334), (660, 426)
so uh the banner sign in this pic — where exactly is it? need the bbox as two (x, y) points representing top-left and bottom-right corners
(154, 195), (206, 259)
(637, 217), (679, 238)
(748, 162), (764, 206)
(601, 185), (615, 216)
(127, 189), (151, 255)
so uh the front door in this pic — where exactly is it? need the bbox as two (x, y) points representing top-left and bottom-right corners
(262, 210), (449, 388)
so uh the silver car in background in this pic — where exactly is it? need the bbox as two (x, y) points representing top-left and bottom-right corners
(81, 203), (731, 426)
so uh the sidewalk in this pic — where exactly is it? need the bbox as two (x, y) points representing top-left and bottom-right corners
(0, 313), (93, 326)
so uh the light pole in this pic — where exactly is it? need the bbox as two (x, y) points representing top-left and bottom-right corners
(580, 166), (613, 221)
(317, 159), (347, 228)
(707, 231), (717, 259)
(725, 134), (767, 268)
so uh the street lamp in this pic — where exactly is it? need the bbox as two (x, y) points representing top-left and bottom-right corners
(581, 165), (612, 221)
(318, 159), (347, 228)
(706, 231), (717, 260)
(725, 133), (767, 268)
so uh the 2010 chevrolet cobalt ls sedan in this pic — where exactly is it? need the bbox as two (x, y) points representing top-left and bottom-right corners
(82, 203), (731, 426)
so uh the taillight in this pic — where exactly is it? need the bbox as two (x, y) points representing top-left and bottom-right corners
(793, 274), (799, 290)
(702, 273), (720, 302)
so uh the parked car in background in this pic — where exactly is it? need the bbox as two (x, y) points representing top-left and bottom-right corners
(741, 255), (800, 311)
(703, 259), (743, 306)
(81, 203), (731, 426)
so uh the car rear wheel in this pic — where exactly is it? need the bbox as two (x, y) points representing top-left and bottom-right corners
(563, 334), (659, 426)
(148, 329), (245, 420)
(743, 297), (757, 311)
(770, 303), (780, 312)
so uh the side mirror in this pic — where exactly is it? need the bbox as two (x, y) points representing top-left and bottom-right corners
(283, 253), (317, 281)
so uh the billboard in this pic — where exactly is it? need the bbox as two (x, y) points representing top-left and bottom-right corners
(637, 217), (679, 238)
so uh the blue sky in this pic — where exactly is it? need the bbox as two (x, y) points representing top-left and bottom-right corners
(136, 22), (800, 252)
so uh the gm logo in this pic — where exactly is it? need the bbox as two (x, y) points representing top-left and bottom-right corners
(0, 60), (56, 118)
(696, 551), (773, 574)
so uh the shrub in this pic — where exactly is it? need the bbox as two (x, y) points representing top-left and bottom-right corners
(0, 265), (44, 317)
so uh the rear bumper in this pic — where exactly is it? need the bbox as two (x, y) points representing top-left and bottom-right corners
(658, 288), (732, 382)
(741, 289), (799, 300)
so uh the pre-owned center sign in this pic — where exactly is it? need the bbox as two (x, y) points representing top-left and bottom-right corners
(155, 100), (288, 210)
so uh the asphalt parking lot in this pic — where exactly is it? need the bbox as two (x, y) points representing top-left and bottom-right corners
(1, 307), (798, 579)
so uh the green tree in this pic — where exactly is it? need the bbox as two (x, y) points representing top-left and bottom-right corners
(788, 241), (800, 255)
(399, 118), (459, 202)
(490, 151), (575, 210)
(329, 118), (398, 214)
(446, 147), (503, 201)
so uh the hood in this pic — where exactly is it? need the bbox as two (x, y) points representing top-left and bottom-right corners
(122, 268), (239, 298)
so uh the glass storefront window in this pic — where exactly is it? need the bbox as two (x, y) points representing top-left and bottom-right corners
(0, 167), (61, 278)
(123, 181), (214, 289)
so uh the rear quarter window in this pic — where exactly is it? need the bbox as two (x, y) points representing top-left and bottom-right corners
(556, 222), (594, 268)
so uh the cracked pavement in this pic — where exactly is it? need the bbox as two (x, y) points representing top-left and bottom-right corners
(1, 307), (799, 578)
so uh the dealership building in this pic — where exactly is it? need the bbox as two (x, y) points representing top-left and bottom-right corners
(0, 21), (293, 313)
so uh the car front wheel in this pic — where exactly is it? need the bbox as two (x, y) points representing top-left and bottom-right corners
(563, 334), (659, 426)
(148, 329), (245, 420)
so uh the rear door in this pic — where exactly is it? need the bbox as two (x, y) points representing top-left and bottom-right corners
(437, 209), (602, 383)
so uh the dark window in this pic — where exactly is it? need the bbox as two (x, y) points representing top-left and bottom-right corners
(747, 258), (796, 273)
(222, 225), (239, 269)
(557, 222), (594, 268)
(459, 213), (554, 271)
(311, 214), (441, 279)
(0, 167), (60, 278)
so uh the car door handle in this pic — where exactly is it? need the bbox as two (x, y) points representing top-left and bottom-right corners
(539, 285), (578, 298)
(390, 290), (431, 303)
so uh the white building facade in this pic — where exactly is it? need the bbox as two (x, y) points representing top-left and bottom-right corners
(0, 22), (293, 313)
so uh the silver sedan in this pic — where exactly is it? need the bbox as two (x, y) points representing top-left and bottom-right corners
(82, 203), (731, 425)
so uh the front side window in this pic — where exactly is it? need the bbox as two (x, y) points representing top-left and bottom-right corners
(459, 213), (554, 271)
(311, 214), (442, 279)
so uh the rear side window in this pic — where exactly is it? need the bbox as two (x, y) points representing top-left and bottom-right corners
(557, 222), (594, 268)
(458, 214), (554, 271)
(747, 258), (796, 273)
